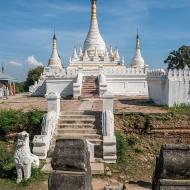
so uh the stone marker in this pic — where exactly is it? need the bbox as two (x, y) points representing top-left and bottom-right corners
(48, 139), (92, 190)
(152, 144), (190, 190)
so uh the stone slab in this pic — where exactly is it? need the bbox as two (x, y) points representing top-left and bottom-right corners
(91, 163), (104, 175)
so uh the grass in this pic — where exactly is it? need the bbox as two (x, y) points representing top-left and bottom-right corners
(0, 141), (48, 189)
(168, 104), (190, 116)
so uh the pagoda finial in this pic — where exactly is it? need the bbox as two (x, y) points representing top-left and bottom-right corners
(91, 0), (97, 20)
(136, 29), (140, 49)
(2, 64), (4, 73)
(53, 31), (57, 49)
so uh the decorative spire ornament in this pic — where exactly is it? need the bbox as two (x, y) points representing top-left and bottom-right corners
(72, 47), (79, 60)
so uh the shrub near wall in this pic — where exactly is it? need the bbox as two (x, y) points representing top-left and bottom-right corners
(0, 109), (44, 140)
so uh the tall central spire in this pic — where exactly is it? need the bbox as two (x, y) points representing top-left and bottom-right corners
(83, 0), (106, 57)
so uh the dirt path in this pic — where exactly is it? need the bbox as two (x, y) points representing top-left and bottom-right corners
(114, 96), (168, 114)
(92, 178), (151, 190)
(0, 94), (167, 114)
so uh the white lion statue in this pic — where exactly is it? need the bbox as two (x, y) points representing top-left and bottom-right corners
(14, 131), (40, 183)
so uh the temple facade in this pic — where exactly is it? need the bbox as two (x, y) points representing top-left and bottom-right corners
(30, 0), (149, 98)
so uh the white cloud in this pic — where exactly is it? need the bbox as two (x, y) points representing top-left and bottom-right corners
(8, 61), (22, 66)
(26, 55), (43, 66)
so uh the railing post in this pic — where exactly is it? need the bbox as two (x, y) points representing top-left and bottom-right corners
(102, 91), (117, 163)
(46, 92), (60, 116)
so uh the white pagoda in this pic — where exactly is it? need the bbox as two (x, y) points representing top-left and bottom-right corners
(30, 0), (149, 98)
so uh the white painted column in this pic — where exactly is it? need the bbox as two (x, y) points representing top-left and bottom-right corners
(102, 91), (117, 163)
(46, 92), (60, 116)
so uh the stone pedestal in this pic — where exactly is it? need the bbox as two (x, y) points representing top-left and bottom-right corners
(103, 136), (117, 164)
(158, 179), (190, 190)
(48, 139), (92, 190)
(152, 144), (190, 190)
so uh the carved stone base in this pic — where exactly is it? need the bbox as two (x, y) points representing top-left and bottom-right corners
(103, 136), (117, 163)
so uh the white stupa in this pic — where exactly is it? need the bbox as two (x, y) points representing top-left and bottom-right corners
(48, 33), (62, 68)
(131, 32), (145, 68)
(83, 0), (106, 57)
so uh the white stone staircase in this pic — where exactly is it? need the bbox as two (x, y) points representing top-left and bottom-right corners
(43, 111), (104, 174)
(81, 76), (99, 98)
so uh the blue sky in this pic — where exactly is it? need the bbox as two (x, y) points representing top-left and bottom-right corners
(0, 0), (190, 81)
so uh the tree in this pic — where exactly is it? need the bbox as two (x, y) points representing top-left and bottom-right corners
(24, 66), (44, 90)
(164, 45), (190, 69)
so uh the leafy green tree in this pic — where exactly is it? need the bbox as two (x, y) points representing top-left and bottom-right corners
(164, 45), (190, 69)
(24, 66), (44, 90)
(15, 82), (25, 93)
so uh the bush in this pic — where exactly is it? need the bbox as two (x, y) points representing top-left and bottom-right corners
(116, 131), (128, 163)
(0, 144), (16, 179)
(0, 109), (44, 140)
(15, 82), (26, 93)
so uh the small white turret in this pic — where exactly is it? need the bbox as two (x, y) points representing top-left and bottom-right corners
(115, 48), (120, 61)
(48, 32), (62, 68)
(72, 47), (79, 61)
(83, 50), (89, 61)
(131, 32), (145, 68)
(79, 46), (83, 58)
(104, 47), (110, 61)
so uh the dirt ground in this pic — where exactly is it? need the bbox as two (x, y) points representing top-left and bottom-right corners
(0, 93), (166, 190)
(0, 93), (167, 114)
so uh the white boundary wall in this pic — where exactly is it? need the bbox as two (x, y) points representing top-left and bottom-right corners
(147, 68), (190, 107)
(30, 66), (149, 97)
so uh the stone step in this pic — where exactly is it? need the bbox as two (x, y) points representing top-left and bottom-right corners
(81, 95), (99, 98)
(81, 89), (97, 92)
(57, 128), (99, 134)
(56, 136), (102, 144)
(82, 84), (97, 87)
(59, 115), (95, 119)
(60, 111), (94, 115)
(58, 123), (95, 129)
(56, 133), (102, 140)
(82, 90), (97, 92)
(150, 129), (190, 134)
(59, 118), (96, 124)
(42, 158), (104, 175)
(82, 86), (97, 88)
(91, 163), (104, 175)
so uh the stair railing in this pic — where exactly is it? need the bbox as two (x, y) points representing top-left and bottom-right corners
(98, 73), (108, 97)
(73, 73), (83, 99)
(32, 92), (60, 159)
